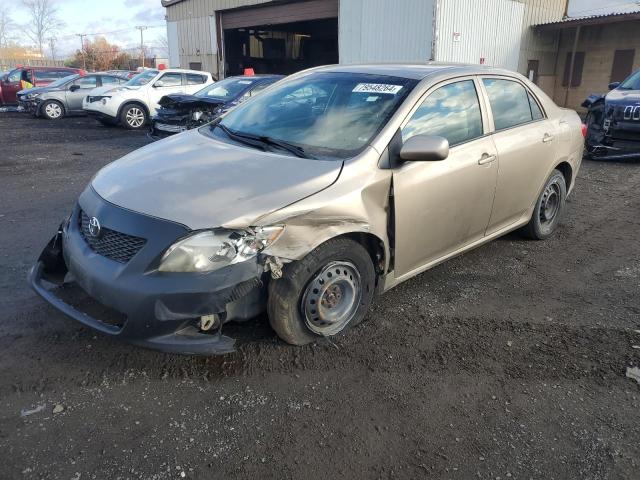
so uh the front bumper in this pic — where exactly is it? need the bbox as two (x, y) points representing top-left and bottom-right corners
(29, 187), (266, 355)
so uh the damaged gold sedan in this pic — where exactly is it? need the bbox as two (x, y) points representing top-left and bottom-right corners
(29, 64), (585, 354)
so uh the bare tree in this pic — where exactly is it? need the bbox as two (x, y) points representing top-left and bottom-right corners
(0, 6), (15, 49)
(22, 0), (64, 56)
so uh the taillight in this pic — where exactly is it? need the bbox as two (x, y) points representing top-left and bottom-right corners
(581, 124), (587, 138)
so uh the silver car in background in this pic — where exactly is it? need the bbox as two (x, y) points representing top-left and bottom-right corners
(17, 72), (128, 120)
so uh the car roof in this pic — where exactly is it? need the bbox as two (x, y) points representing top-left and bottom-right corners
(309, 63), (519, 80)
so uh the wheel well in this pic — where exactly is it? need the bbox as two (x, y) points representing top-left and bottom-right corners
(342, 232), (385, 275)
(555, 162), (573, 190)
(118, 101), (149, 119)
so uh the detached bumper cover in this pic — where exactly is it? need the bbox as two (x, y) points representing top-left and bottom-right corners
(29, 187), (265, 355)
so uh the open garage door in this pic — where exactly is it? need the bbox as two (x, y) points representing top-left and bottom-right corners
(220, 0), (339, 77)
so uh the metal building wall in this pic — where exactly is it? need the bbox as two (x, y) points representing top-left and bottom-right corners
(165, 0), (271, 75)
(338, 0), (436, 64)
(434, 0), (525, 70)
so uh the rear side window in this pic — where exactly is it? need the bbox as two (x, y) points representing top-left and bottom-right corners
(186, 74), (206, 85)
(483, 78), (534, 131)
(402, 80), (483, 146)
(36, 70), (72, 82)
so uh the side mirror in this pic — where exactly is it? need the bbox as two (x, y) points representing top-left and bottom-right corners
(69, 84), (80, 92)
(608, 82), (620, 90)
(154, 80), (164, 88)
(400, 135), (450, 162)
(1, 74), (7, 83)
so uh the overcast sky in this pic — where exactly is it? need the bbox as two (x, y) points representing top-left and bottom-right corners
(8, 0), (167, 58)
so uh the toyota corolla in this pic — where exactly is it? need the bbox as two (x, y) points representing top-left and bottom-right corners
(30, 64), (585, 355)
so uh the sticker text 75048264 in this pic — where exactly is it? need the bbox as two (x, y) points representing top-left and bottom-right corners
(352, 83), (403, 95)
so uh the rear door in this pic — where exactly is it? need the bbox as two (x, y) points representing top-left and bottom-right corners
(480, 77), (557, 234)
(66, 74), (98, 111)
(147, 72), (184, 113)
(392, 77), (499, 278)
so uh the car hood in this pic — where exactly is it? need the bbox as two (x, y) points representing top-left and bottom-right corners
(158, 94), (226, 110)
(91, 129), (343, 230)
(606, 88), (640, 105)
(18, 86), (49, 96)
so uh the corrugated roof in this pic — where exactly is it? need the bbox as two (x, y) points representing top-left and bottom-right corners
(535, 9), (640, 28)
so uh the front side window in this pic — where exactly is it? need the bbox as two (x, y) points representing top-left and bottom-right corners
(483, 78), (534, 131)
(402, 80), (483, 146)
(101, 75), (121, 86)
(8, 69), (21, 82)
(207, 72), (417, 159)
(125, 70), (159, 87)
(73, 75), (97, 88)
(157, 73), (182, 87)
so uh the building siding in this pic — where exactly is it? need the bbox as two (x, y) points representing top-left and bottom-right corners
(339, 0), (435, 64)
(552, 20), (640, 111)
(434, 0), (525, 71)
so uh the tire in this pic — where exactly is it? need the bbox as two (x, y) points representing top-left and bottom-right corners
(520, 169), (567, 240)
(119, 103), (147, 130)
(268, 238), (376, 346)
(41, 100), (64, 120)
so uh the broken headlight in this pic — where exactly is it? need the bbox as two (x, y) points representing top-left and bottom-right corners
(158, 227), (284, 273)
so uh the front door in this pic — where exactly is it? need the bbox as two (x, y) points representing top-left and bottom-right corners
(480, 77), (558, 234)
(392, 78), (498, 279)
(147, 72), (185, 114)
(66, 75), (98, 111)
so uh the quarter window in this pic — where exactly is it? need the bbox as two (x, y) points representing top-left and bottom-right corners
(158, 73), (182, 87)
(528, 92), (544, 120)
(402, 80), (483, 146)
(483, 78), (534, 131)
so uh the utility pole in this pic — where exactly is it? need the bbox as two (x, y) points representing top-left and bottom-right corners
(135, 26), (148, 68)
(48, 37), (57, 63)
(76, 33), (87, 70)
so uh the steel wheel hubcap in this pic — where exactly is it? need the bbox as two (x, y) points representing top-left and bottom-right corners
(302, 261), (361, 336)
(540, 182), (561, 225)
(126, 108), (144, 127)
(46, 103), (62, 118)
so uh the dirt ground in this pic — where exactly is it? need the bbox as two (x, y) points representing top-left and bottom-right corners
(0, 112), (639, 480)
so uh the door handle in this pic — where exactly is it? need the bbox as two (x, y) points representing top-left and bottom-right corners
(543, 133), (555, 143)
(478, 153), (496, 165)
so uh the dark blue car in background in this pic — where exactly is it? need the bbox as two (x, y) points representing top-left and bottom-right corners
(583, 69), (640, 160)
(150, 74), (283, 138)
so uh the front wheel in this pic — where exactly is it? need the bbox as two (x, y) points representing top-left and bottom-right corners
(520, 169), (567, 240)
(120, 104), (147, 130)
(268, 238), (376, 345)
(41, 100), (64, 120)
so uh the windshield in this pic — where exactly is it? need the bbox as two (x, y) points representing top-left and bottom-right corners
(619, 70), (640, 90)
(207, 72), (417, 159)
(125, 70), (158, 87)
(196, 77), (255, 100)
(47, 74), (79, 88)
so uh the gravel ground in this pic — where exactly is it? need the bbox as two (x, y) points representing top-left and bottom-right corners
(1, 112), (639, 480)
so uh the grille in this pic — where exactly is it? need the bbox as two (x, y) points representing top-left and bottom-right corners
(79, 210), (146, 263)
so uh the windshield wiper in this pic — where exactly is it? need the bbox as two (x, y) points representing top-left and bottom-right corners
(215, 123), (314, 159)
(215, 123), (268, 151)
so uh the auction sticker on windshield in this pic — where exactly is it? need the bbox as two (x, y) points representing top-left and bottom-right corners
(353, 83), (403, 94)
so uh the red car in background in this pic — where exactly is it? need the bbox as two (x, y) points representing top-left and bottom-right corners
(0, 66), (84, 105)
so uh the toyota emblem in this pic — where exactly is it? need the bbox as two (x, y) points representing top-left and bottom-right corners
(88, 217), (102, 237)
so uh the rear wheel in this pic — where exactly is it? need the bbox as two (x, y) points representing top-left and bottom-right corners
(120, 104), (147, 130)
(41, 100), (64, 120)
(520, 169), (566, 240)
(268, 238), (376, 345)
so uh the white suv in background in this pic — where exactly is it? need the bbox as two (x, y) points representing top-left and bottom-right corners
(83, 68), (215, 129)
